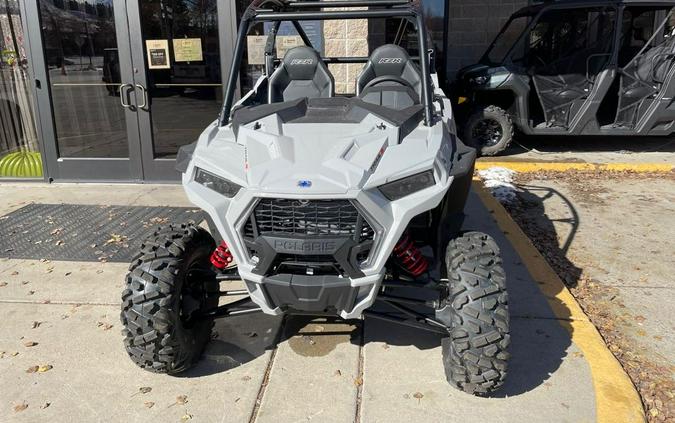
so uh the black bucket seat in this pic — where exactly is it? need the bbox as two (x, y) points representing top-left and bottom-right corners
(356, 44), (422, 109)
(268, 46), (334, 103)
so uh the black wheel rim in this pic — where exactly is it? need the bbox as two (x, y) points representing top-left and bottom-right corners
(471, 118), (503, 147)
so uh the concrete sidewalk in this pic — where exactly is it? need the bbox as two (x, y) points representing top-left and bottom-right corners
(0, 183), (642, 422)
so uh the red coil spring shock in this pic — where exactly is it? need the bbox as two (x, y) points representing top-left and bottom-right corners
(392, 233), (429, 277)
(210, 241), (234, 269)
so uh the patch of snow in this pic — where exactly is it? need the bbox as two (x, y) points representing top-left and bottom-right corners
(478, 166), (519, 204)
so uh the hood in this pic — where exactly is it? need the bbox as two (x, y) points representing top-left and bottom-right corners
(238, 119), (395, 194)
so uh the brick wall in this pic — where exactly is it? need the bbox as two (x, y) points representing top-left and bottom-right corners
(324, 16), (369, 94)
(445, 0), (528, 77)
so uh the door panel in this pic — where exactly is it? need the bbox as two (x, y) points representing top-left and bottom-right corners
(527, 7), (616, 129)
(127, 0), (223, 181)
(615, 7), (675, 129)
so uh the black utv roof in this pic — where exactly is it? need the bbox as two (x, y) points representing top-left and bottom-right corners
(517, 0), (675, 16)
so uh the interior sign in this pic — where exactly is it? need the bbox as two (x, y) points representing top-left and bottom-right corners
(173, 38), (203, 62)
(145, 40), (170, 69)
(246, 35), (267, 65)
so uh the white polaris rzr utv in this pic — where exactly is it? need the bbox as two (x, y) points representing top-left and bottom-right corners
(121, 0), (510, 395)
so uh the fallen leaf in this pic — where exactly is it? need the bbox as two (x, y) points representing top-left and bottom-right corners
(97, 321), (114, 331)
(26, 365), (39, 373)
(13, 402), (28, 412)
(354, 377), (363, 386)
(38, 364), (53, 373)
(180, 413), (193, 422)
(40, 402), (51, 409)
(144, 401), (155, 409)
(176, 395), (188, 405)
(23, 341), (38, 347)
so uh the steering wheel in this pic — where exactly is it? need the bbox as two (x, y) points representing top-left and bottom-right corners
(362, 75), (414, 91)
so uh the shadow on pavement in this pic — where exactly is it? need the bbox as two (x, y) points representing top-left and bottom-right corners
(500, 134), (675, 156)
(180, 313), (282, 377)
(180, 190), (584, 398)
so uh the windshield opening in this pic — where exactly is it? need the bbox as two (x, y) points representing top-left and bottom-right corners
(481, 14), (530, 65)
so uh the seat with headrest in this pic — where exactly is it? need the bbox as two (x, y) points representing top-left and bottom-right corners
(356, 44), (422, 97)
(268, 46), (334, 103)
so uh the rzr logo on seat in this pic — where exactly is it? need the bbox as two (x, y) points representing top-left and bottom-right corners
(290, 59), (314, 65)
(378, 57), (403, 64)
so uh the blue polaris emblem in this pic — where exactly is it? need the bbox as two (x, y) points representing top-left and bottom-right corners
(297, 179), (312, 188)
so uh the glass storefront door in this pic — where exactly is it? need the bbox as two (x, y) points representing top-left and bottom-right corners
(26, 0), (227, 182)
(32, 0), (144, 181)
(127, 0), (223, 181)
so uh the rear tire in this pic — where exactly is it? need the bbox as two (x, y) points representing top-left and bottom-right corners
(463, 105), (513, 156)
(437, 231), (510, 395)
(121, 224), (218, 374)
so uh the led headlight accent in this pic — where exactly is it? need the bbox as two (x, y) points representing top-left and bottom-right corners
(379, 170), (435, 201)
(194, 168), (242, 198)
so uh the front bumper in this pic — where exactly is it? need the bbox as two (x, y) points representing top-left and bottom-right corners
(179, 133), (475, 319)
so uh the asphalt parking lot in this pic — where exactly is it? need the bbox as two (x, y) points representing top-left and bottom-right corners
(0, 183), (642, 422)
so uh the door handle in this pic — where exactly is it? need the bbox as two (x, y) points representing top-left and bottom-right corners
(135, 84), (148, 109)
(119, 83), (133, 108)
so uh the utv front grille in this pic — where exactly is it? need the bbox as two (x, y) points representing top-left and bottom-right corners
(250, 198), (374, 240)
(241, 198), (377, 277)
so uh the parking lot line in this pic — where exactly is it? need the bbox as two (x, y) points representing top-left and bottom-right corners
(474, 182), (646, 423)
(475, 161), (674, 173)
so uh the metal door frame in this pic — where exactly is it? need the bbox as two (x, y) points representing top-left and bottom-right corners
(21, 0), (145, 182)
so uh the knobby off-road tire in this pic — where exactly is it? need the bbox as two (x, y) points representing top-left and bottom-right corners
(463, 105), (514, 156)
(437, 231), (510, 395)
(121, 224), (218, 374)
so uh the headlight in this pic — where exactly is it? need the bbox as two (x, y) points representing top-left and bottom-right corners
(194, 168), (242, 198)
(379, 170), (435, 201)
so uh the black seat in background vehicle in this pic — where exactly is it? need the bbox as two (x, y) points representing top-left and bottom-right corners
(268, 46), (334, 103)
(615, 33), (675, 127)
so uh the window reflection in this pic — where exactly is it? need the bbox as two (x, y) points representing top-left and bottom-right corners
(40, 0), (128, 158)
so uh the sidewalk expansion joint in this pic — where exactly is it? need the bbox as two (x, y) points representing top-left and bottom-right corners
(354, 319), (365, 423)
(248, 315), (285, 423)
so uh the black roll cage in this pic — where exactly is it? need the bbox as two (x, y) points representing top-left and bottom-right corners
(218, 0), (435, 126)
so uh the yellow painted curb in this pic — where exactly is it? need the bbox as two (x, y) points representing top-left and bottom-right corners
(475, 161), (674, 173)
(474, 182), (646, 423)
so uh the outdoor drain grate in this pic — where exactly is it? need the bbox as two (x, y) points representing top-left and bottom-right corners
(0, 204), (205, 262)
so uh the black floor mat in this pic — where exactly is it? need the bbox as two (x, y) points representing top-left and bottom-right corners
(0, 204), (205, 262)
